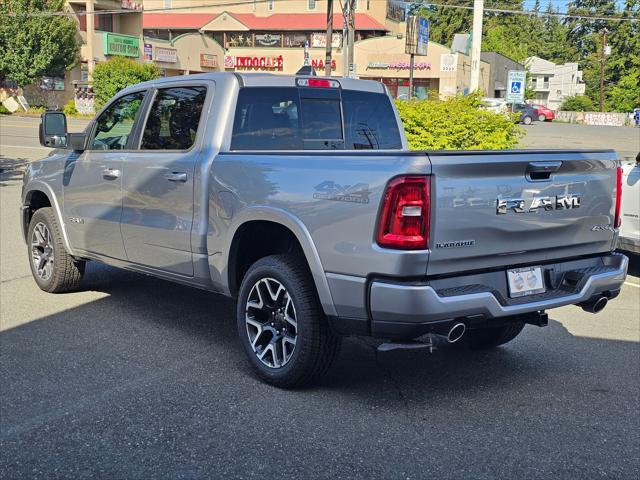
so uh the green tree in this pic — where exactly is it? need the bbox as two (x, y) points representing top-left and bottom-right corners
(536, 1), (578, 63)
(605, 0), (640, 111)
(92, 57), (160, 109)
(559, 95), (596, 111)
(410, 0), (473, 46)
(0, 0), (79, 87)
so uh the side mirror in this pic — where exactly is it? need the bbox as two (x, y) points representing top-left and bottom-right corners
(39, 111), (68, 148)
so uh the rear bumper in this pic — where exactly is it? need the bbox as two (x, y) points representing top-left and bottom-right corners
(354, 253), (627, 339)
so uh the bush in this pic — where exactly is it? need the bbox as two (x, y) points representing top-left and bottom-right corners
(92, 57), (160, 109)
(395, 95), (522, 150)
(559, 95), (595, 112)
(0, 104), (10, 115)
(63, 99), (77, 116)
(27, 106), (45, 115)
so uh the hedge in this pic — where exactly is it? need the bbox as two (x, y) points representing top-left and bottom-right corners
(92, 57), (160, 110)
(395, 95), (522, 150)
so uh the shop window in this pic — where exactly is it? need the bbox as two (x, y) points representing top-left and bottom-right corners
(96, 13), (113, 32)
(284, 33), (308, 48)
(227, 33), (254, 47)
(141, 86), (207, 150)
(308, 0), (316, 10)
(342, 90), (402, 150)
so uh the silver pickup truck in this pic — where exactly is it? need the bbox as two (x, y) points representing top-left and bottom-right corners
(23, 73), (628, 387)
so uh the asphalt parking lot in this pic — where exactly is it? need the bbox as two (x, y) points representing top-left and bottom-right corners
(1, 116), (639, 479)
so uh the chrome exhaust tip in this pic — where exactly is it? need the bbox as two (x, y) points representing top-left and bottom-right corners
(581, 296), (608, 314)
(447, 322), (466, 343)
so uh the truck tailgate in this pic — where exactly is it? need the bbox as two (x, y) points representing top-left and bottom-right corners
(427, 150), (618, 276)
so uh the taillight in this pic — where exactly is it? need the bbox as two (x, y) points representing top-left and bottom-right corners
(377, 176), (430, 249)
(614, 166), (623, 228)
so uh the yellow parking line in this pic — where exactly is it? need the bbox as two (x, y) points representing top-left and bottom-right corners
(624, 281), (639, 288)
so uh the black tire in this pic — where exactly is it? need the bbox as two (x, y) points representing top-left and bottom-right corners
(522, 115), (533, 125)
(538, 114), (546, 122)
(465, 321), (526, 350)
(27, 207), (85, 293)
(236, 254), (341, 388)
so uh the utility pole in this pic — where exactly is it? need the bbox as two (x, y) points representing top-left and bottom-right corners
(325, 0), (333, 76)
(341, 0), (356, 78)
(469, 0), (484, 93)
(86, 0), (96, 78)
(347, 0), (355, 78)
(599, 28), (607, 112)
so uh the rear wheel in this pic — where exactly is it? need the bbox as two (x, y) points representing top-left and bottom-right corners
(27, 207), (85, 293)
(465, 321), (526, 350)
(522, 115), (533, 125)
(236, 254), (341, 388)
(538, 114), (547, 122)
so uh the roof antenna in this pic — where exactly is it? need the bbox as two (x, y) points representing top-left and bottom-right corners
(296, 65), (317, 76)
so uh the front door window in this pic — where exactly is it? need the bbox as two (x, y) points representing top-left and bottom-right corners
(90, 92), (145, 150)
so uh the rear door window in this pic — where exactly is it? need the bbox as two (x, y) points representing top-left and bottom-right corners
(141, 86), (207, 150)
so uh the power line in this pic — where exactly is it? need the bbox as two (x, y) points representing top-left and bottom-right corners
(419, 2), (639, 22)
(4, 0), (639, 22)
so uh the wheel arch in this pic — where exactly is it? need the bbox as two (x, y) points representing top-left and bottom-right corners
(22, 182), (74, 255)
(223, 208), (337, 317)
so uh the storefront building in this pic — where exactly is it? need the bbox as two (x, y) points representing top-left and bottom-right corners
(141, 6), (489, 99)
(354, 36), (490, 98)
(4, 1), (490, 112)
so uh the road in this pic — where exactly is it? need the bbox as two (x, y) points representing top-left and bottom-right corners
(1, 116), (639, 479)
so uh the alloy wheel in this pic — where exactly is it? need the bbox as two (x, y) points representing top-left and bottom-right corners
(245, 278), (298, 369)
(31, 222), (54, 281)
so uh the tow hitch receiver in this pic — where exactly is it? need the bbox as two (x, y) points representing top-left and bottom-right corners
(523, 311), (548, 327)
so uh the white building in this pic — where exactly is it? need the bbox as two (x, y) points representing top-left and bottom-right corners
(525, 56), (586, 110)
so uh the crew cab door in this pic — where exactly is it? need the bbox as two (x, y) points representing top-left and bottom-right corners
(63, 91), (147, 259)
(119, 84), (209, 276)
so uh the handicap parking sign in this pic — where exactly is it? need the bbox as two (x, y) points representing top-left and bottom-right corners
(506, 70), (526, 103)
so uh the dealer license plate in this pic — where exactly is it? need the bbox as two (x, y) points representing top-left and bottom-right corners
(507, 266), (545, 298)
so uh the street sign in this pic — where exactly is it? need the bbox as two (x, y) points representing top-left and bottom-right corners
(506, 70), (526, 103)
(405, 16), (429, 56)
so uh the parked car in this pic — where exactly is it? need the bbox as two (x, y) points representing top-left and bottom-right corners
(511, 103), (538, 124)
(24, 73), (628, 387)
(530, 103), (555, 122)
(618, 154), (640, 254)
(481, 97), (508, 113)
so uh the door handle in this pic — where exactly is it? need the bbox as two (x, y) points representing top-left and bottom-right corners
(526, 161), (562, 181)
(102, 168), (121, 179)
(527, 161), (562, 173)
(164, 172), (188, 182)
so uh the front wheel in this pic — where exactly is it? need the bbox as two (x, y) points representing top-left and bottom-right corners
(237, 254), (341, 388)
(538, 114), (547, 122)
(464, 321), (526, 350)
(522, 115), (533, 125)
(27, 207), (85, 293)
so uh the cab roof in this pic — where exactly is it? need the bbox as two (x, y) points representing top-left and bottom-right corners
(121, 72), (386, 95)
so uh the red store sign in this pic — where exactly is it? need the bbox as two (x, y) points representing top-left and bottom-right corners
(225, 55), (284, 71)
(311, 59), (337, 71)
